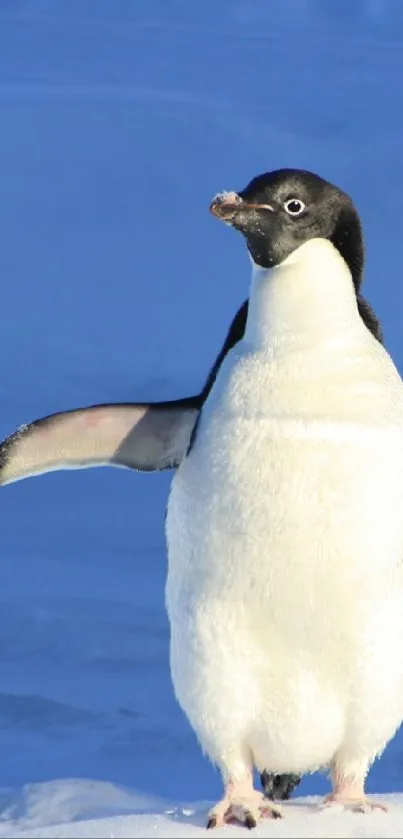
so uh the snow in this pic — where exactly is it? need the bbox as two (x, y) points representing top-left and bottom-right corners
(1, 785), (403, 839)
(1, 0), (403, 836)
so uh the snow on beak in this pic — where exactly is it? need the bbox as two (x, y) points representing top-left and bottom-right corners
(210, 191), (274, 225)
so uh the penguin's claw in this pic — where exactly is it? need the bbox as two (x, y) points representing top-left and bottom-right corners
(244, 812), (257, 829)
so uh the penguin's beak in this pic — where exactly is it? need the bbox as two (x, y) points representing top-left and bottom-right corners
(209, 191), (274, 226)
(209, 191), (245, 223)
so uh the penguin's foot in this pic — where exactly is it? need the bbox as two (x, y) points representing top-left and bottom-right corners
(206, 780), (282, 829)
(323, 793), (387, 813)
(323, 778), (387, 813)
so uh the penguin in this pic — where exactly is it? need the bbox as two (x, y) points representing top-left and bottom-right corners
(164, 169), (403, 828)
(0, 169), (388, 820)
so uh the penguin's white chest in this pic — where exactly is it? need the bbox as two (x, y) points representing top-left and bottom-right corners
(165, 332), (403, 773)
(167, 340), (403, 608)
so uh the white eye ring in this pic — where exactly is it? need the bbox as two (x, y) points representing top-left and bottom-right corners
(284, 198), (305, 216)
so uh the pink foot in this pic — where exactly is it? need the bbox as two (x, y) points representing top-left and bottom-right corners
(207, 779), (282, 829)
(323, 776), (387, 814)
(323, 793), (387, 813)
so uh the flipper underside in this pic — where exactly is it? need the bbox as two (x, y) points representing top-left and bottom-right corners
(0, 399), (199, 485)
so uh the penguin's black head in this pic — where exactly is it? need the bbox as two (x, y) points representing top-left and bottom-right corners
(210, 169), (364, 290)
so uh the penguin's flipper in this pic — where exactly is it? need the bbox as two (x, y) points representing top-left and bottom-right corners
(0, 398), (200, 485)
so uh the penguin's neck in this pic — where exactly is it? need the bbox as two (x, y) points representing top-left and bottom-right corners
(244, 238), (362, 351)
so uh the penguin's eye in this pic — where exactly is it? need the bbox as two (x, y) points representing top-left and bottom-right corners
(284, 198), (305, 217)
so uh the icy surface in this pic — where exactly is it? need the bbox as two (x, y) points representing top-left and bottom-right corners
(1, 0), (403, 836)
(1, 786), (403, 838)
